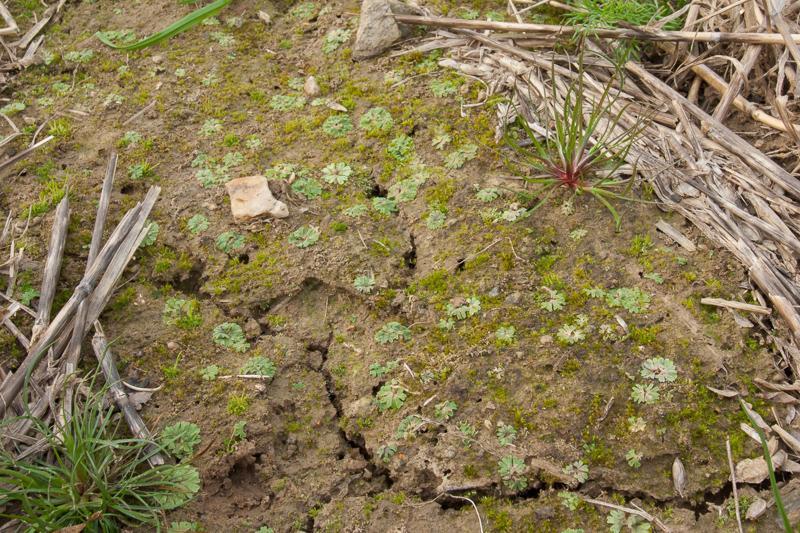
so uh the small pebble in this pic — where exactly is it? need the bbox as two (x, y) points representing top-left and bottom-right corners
(304, 75), (321, 97)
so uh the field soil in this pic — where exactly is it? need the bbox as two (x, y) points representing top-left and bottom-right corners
(0, 0), (790, 531)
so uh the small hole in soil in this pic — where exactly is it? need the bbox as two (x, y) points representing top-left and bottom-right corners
(403, 234), (417, 269)
(336, 451), (345, 460)
(455, 258), (466, 272)
(238, 253), (250, 264)
(120, 184), (134, 194)
(368, 182), (388, 198)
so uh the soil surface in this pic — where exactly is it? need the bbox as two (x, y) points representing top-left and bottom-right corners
(0, 0), (789, 531)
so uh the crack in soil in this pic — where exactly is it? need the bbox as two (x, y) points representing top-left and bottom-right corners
(307, 331), (395, 494)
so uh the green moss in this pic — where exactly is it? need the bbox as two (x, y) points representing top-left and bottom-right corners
(108, 286), (137, 312)
(628, 325), (659, 345)
(417, 270), (450, 295)
(424, 177), (456, 209)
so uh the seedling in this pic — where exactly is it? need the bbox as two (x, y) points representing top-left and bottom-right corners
(369, 360), (399, 378)
(343, 204), (367, 218)
(627, 416), (646, 433)
(322, 114), (353, 137)
(476, 187), (500, 202)
(240, 356), (276, 378)
(498, 456), (528, 491)
(216, 231), (245, 254)
(640, 357), (677, 383)
(434, 400), (457, 421)
(119, 130), (142, 148)
(288, 226), (320, 248)
(0, 101), (24, 115)
(605, 287), (651, 313)
(377, 444), (397, 463)
(457, 421), (478, 446)
(375, 322), (411, 344)
(372, 197), (398, 215)
(426, 209), (446, 229)
(495, 326), (516, 346)
(200, 118), (222, 136)
(388, 134), (414, 162)
(563, 460), (589, 483)
(631, 383), (659, 404)
(186, 214), (209, 235)
(162, 298), (202, 329)
(322, 28), (352, 54)
(444, 143), (478, 169)
(354, 273), (376, 294)
(223, 421), (247, 453)
(446, 296), (481, 320)
(395, 415), (424, 439)
(270, 94), (306, 111)
(538, 287), (566, 312)
(212, 322), (250, 352)
(140, 222), (159, 247)
(128, 162), (156, 180)
(626, 449), (642, 468)
(168, 522), (199, 533)
(559, 491), (581, 511)
(607, 509), (651, 533)
(432, 131), (452, 150)
(160, 421), (201, 460)
(359, 107), (394, 135)
(496, 422), (517, 446)
(430, 77), (462, 98)
(557, 323), (586, 345)
(291, 177), (322, 200)
(321, 163), (353, 185)
(376, 380), (407, 411)
(200, 365), (220, 381)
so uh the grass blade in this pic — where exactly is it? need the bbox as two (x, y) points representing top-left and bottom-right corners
(96, 0), (231, 51)
(740, 399), (793, 532)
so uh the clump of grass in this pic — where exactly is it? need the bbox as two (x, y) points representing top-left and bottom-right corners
(97, 0), (231, 50)
(505, 64), (646, 229)
(0, 378), (200, 530)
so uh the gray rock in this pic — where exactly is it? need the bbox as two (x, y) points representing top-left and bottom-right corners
(353, 0), (419, 60)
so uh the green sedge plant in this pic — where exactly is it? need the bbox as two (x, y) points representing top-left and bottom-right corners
(0, 375), (200, 530)
(505, 59), (646, 230)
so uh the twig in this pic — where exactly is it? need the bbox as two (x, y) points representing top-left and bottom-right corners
(121, 381), (164, 392)
(583, 497), (671, 532)
(394, 13), (800, 45)
(700, 298), (771, 315)
(455, 238), (502, 271)
(0, 135), (53, 172)
(30, 195), (69, 343)
(655, 219), (696, 252)
(122, 100), (156, 126)
(0, 2), (17, 36)
(92, 325), (165, 466)
(726, 437), (744, 533)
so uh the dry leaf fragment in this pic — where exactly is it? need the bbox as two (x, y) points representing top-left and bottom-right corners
(672, 457), (686, 498)
(735, 450), (787, 484)
(706, 385), (739, 397)
(127, 391), (153, 411)
(745, 497), (767, 520)
(326, 101), (348, 112)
